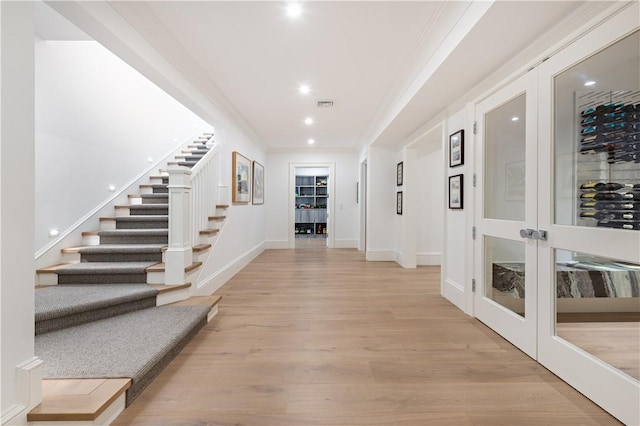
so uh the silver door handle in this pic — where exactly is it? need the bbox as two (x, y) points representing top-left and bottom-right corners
(532, 230), (547, 240)
(519, 228), (535, 239)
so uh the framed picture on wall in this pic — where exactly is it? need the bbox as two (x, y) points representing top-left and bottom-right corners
(232, 151), (251, 203)
(449, 174), (463, 209)
(252, 161), (264, 205)
(396, 191), (403, 215)
(449, 129), (464, 167)
(397, 162), (403, 186)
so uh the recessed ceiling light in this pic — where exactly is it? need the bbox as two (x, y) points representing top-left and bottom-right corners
(287, 3), (302, 18)
(299, 84), (310, 95)
(584, 80), (596, 87)
(511, 116), (519, 122)
(304, 117), (313, 125)
(307, 138), (315, 145)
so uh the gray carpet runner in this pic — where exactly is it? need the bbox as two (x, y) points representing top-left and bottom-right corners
(35, 305), (210, 405)
(35, 134), (214, 407)
(35, 284), (158, 335)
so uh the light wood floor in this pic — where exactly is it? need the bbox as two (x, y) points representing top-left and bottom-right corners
(113, 248), (620, 425)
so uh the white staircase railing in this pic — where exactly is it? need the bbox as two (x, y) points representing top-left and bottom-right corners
(189, 139), (219, 245)
(166, 134), (218, 286)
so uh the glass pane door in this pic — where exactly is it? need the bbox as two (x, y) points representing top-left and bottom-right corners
(474, 73), (538, 358)
(537, 10), (640, 424)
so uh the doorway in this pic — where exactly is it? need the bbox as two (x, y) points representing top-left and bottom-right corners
(288, 162), (336, 249)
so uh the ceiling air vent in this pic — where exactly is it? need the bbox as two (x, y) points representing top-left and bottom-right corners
(316, 99), (334, 108)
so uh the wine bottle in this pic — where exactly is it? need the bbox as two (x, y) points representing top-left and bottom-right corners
(597, 220), (640, 230)
(580, 182), (624, 191)
(581, 211), (640, 220)
(580, 192), (617, 200)
(580, 182), (640, 191)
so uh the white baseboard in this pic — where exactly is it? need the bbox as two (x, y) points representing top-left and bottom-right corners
(194, 242), (266, 296)
(417, 252), (441, 265)
(2, 357), (43, 426)
(366, 250), (397, 262)
(266, 240), (290, 249)
(443, 278), (465, 312)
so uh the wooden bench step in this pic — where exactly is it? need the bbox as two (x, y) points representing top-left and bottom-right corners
(27, 378), (131, 422)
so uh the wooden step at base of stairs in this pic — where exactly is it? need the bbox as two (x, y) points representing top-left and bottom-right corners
(150, 283), (192, 305)
(27, 378), (131, 424)
(171, 295), (222, 322)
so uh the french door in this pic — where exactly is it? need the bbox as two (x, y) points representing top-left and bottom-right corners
(473, 72), (538, 358)
(474, 5), (640, 424)
(535, 7), (639, 424)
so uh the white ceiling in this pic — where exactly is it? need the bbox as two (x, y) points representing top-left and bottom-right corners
(41, 1), (608, 152)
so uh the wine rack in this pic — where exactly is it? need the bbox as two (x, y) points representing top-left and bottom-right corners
(577, 90), (640, 231)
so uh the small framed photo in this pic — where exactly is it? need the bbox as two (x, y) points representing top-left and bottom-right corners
(232, 151), (251, 204)
(397, 161), (403, 186)
(449, 174), (463, 209)
(252, 161), (264, 205)
(449, 129), (464, 167)
(396, 191), (403, 215)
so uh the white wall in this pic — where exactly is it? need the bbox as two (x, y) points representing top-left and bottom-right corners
(35, 38), (209, 251)
(1, 3), (41, 424)
(416, 147), (444, 265)
(266, 150), (359, 249)
(443, 108), (471, 312)
(365, 146), (398, 260)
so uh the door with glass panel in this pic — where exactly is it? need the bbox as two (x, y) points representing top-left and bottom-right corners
(474, 73), (538, 357)
(536, 10), (640, 425)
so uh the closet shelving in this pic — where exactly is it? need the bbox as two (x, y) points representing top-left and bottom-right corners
(295, 175), (328, 236)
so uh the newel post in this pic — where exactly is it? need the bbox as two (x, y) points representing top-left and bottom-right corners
(165, 165), (193, 285)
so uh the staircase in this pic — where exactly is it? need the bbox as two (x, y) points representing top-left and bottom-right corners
(29, 133), (226, 424)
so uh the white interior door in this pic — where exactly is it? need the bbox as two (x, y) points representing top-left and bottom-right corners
(536, 7), (640, 424)
(474, 72), (538, 358)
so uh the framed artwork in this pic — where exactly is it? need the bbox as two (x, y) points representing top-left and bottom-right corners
(449, 129), (464, 167)
(252, 161), (264, 205)
(232, 151), (251, 203)
(449, 174), (463, 209)
(396, 191), (403, 215)
(397, 162), (403, 186)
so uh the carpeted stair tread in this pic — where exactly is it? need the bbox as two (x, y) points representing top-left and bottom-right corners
(177, 161), (198, 168)
(115, 215), (168, 222)
(126, 204), (168, 210)
(35, 285), (159, 334)
(35, 305), (210, 405)
(78, 244), (166, 255)
(54, 261), (158, 275)
(35, 284), (158, 321)
(98, 229), (168, 237)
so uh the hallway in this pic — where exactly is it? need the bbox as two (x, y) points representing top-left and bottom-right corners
(113, 248), (618, 425)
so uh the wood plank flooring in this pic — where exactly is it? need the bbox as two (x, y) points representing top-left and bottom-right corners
(113, 248), (620, 425)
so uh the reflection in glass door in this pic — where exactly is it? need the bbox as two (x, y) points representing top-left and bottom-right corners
(474, 74), (538, 358)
